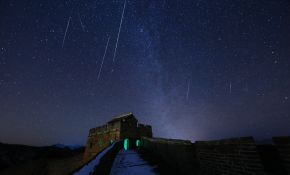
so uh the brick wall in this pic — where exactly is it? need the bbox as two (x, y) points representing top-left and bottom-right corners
(69, 141), (122, 175)
(195, 137), (265, 175)
(257, 144), (286, 175)
(273, 136), (290, 174)
(141, 137), (198, 175)
(141, 136), (290, 174)
(83, 126), (115, 162)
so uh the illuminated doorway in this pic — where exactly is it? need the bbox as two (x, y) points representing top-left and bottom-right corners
(136, 139), (141, 147)
(124, 138), (129, 150)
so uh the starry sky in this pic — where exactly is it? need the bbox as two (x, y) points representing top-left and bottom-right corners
(0, 0), (290, 146)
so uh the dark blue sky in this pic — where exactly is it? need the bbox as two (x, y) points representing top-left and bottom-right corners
(0, 0), (289, 146)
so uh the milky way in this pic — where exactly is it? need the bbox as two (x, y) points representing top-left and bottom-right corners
(0, 0), (289, 146)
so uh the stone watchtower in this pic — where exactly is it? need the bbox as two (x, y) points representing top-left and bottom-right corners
(83, 113), (152, 162)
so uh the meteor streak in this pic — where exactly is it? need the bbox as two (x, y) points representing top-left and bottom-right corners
(62, 16), (72, 48)
(112, 0), (127, 63)
(97, 36), (111, 80)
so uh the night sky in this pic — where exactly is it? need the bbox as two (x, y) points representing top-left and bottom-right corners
(0, 0), (290, 146)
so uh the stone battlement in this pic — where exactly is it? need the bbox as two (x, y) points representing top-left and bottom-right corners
(141, 136), (290, 175)
(83, 113), (152, 162)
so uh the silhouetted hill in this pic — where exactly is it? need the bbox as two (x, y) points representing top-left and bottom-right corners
(0, 142), (85, 175)
(52, 144), (84, 150)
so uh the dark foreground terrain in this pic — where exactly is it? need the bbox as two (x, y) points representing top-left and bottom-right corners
(0, 142), (84, 175)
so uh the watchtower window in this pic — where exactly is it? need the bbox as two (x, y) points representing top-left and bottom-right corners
(90, 142), (93, 148)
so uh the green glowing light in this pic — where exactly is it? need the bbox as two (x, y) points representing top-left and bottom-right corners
(136, 139), (140, 147)
(124, 138), (129, 150)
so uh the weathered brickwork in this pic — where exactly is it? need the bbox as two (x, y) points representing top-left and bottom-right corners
(142, 137), (270, 175)
(141, 137), (197, 175)
(142, 136), (290, 174)
(273, 136), (290, 174)
(83, 113), (152, 162)
(195, 137), (265, 175)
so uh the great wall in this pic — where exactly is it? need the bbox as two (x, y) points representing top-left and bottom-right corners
(72, 113), (290, 175)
